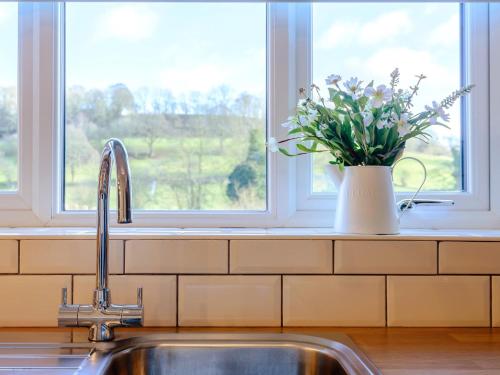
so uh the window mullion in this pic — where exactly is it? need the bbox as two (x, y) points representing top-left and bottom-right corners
(31, 2), (59, 223)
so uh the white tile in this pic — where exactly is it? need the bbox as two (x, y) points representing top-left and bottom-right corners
(0, 240), (18, 273)
(0, 275), (71, 326)
(73, 275), (177, 326)
(440, 242), (500, 274)
(230, 240), (332, 274)
(387, 276), (490, 327)
(20, 240), (123, 274)
(179, 276), (281, 326)
(335, 240), (436, 274)
(126, 240), (227, 274)
(283, 276), (385, 326)
(491, 277), (500, 327)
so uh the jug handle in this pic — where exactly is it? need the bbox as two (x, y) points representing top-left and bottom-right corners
(391, 157), (427, 216)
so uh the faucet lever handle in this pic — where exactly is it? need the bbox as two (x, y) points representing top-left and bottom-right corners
(61, 288), (68, 306)
(137, 287), (143, 307)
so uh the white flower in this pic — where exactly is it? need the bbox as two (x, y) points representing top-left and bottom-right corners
(425, 101), (450, 124)
(315, 123), (328, 137)
(364, 84), (393, 108)
(361, 111), (373, 127)
(343, 77), (362, 99)
(391, 113), (411, 136)
(376, 119), (387, 130)
(281, 116), (296, 129)
(397, 124), (411, 137)
(324, 100), (335, 109)
(325, 74), (341, 86)
(298, 109), (318, 126)
(297, 99), (308, 107)
(267, 137), (279, 152)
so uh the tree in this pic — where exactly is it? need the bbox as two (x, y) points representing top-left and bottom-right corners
(107, 83), (135, 120)
(65, 125), (99, 183)
(226, 163), (256, 202)
(82, 89), (108, 128)
(0, 87), (17, 138)
(232, 92), (263, 119)
(225, 129), (265, 205)
(133, 113), (167, 158)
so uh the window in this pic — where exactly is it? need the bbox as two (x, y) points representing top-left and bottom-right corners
(1, 2), (499, 228)
(0, 3), (18, 192)
(312, 3), (462, 194)
(64, 2), (267, 211)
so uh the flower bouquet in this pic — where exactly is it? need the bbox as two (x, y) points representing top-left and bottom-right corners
(269, 68), (473, 168)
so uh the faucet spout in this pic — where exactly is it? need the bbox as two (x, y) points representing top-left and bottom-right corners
(96, 139), (132, 296)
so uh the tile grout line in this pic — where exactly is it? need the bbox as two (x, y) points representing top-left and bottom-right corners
(436, 241), (440, 275)
(227, 240), (230, 274)
(385, 275), (388, 327)
(490, 275), (493, 328)
(331, 240), (335, 274)
(122, 240), (126, 275)
(17, 240), (20, 274)
(280, 275), (284, 327)
(176, 274), (179, 327)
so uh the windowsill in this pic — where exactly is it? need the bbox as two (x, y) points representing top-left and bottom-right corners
(0, 227), (500, 241)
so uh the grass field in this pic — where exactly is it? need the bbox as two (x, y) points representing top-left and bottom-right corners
(1, 132), (461, 210)
(313, 148), (460, 193)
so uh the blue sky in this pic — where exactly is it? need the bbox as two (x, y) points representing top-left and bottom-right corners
(66, 2), (267, 97)
(0, 3), (17, 87)
(313, 3), (461, 139)
(1, 3), (461, 120)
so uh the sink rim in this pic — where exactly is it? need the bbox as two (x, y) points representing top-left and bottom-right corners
(76, 333), (381, 375)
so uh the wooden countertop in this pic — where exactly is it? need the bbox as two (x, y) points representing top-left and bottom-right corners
(1, 327), (499, 374)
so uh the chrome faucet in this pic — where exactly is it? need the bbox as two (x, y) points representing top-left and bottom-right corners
(58, 139), (143, 342)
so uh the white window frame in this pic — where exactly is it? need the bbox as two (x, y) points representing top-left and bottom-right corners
(1, 1), (499, 229)
(293, 2), (492, 228)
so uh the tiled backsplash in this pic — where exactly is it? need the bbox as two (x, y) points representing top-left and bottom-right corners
(0, 238), (499, 327)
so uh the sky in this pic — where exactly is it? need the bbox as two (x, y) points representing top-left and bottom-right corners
(0, 3), (17, 87)
(0, 2), (462, 124)
(66, 2), (267, 97)
(0, 2), (461, 114)
(313, 2), (462, 140)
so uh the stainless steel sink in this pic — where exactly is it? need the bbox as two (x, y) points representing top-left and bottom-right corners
(76, 333), (381, 375)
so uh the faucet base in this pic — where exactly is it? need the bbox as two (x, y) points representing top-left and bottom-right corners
(89, 323), (115, 342)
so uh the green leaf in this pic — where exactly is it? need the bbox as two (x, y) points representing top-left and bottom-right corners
(278, 147), (293, 156)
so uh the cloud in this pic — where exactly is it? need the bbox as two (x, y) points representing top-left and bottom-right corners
(317, 22), (356, 49)
(363, 47), (456, 86)
(316, 11), (412, 49)
(97, 4), (158, 41)
(159, 48), (266, 95)
(0, 4), (15, 26)
(359, 11), (412, 44)
(429, 14), (460, 47)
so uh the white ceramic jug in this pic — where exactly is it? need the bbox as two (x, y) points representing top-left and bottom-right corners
(326, 159), (426, 235)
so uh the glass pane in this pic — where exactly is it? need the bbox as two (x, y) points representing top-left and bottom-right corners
(312, 3), (462, 193)
(0, 3), (18, 191)
(64, 2), (266, 210)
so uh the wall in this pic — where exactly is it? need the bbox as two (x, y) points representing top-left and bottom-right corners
(0, 236), (498, 327)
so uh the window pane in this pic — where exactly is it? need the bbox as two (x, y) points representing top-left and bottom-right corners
(312, 3), (462, 193)
(64, 2), (266, 210)
(0, 3), (18, 191)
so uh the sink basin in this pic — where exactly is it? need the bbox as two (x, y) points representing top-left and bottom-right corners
(76, 333), (380, 375)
